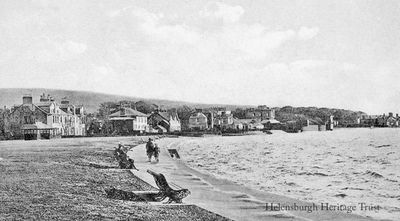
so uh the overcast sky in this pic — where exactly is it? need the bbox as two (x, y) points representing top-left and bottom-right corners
(0, 0), (399, 114)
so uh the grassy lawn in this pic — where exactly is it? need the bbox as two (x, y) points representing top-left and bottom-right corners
(0, 137), (228, 221)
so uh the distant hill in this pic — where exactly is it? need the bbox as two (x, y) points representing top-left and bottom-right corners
(0, 88), (253, 113)
(0, 88), (366, 127)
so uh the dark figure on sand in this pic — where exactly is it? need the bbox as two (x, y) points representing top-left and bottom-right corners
(114, 143), (138, 170)
(146, 138), (160, 163)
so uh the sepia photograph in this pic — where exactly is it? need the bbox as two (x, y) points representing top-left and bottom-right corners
(0, 0), (399, 220)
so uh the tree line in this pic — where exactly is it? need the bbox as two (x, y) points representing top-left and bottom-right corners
(0, 101), (365, 139)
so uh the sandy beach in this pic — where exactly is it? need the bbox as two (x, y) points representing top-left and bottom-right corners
(0, 130), (397, 220)
(2, 1), (399, 220)
(0, 136), (227, 221)
(172, 128), (400, 220)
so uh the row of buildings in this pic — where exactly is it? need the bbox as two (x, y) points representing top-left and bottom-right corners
(1, 94), (86, 140)
(106, 107), (181, 135)
(358, 113), (400, 127)
(3, 94), (352, 139)
(301, 116), (336, 132)
(185, 106), (280, 132)
(105, 105), (339, 135)
(107, 105), (280, 135)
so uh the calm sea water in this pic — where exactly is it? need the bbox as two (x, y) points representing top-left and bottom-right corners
(176, 128), (400, 220)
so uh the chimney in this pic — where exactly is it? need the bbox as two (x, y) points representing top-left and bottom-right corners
(40, 93), (49, 102)
(61, 97), (70, 105)
(22, 94), (33, 104)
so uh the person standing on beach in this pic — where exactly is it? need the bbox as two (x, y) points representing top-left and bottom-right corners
(153, 143), (160, 163)
(115, 142), (128, 168)
(114, 142), (124, 160)
(146, 138), (155, 162)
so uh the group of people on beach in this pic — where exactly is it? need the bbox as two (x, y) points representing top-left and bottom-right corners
(146, 138), (160, 163)
(114, 138), (160, 170)
(115, 142), (138, 170)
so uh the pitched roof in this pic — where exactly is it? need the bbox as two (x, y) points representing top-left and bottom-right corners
(233, 118), (243, 124)
(60, 103), (74, 108)
(155, 125), (167, 132)
(109, 108), (147, 117)
(189, 112), (207, 118)
(11, 104), (49, 115)
(237, 119), (260, 124)
(261, 119), (281, 124)
(34, 102), (54, 113)
(35, 101), (53, 106)
(156, 111), (179, 121)
(109, 117), (135, 121)
(308, 119), (321, 125)
(158, 112), (171, 120)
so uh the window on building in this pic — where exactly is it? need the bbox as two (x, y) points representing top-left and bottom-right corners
(24, 116), (31, 124)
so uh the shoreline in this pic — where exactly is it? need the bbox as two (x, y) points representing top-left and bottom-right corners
(129, 137), (375, 221)
(164, 129), (400, 221)
(0, 131), (395, 220)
